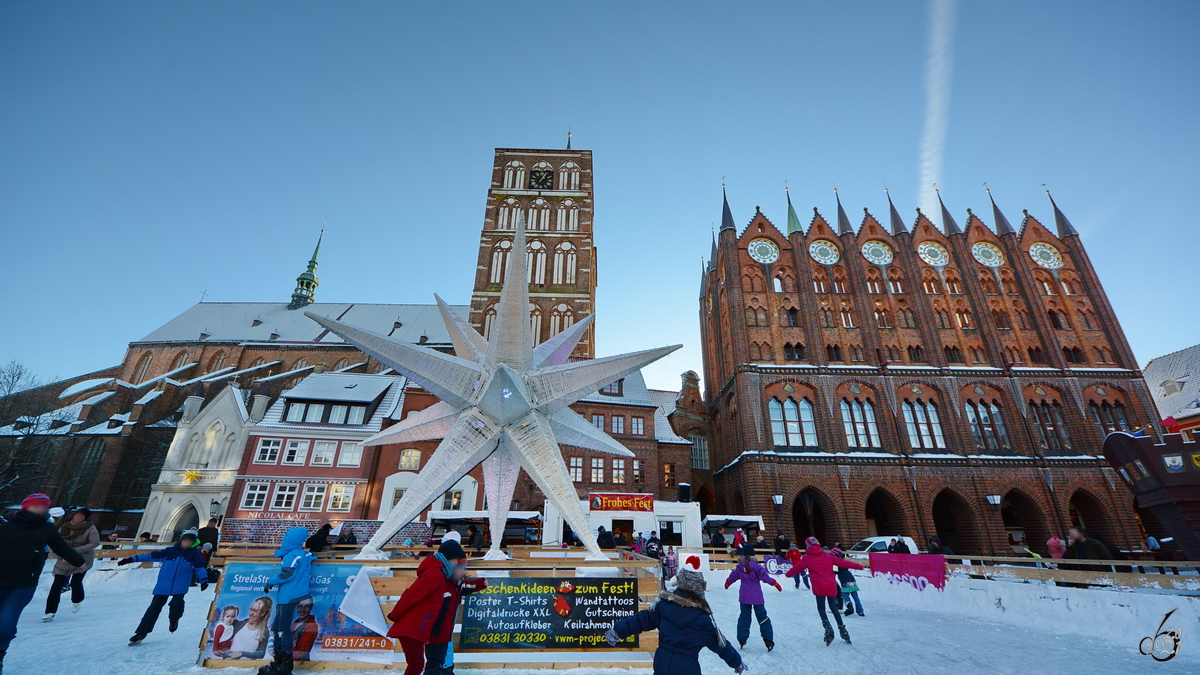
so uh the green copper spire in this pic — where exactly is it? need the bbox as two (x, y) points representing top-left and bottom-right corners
(785, 187), (803, 235)
(289, 229), (322, 310)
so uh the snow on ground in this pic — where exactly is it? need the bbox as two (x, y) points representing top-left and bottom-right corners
(4, 565), (1197, 674)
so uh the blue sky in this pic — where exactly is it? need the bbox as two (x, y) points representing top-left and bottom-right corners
(2, 1), (1198, 391)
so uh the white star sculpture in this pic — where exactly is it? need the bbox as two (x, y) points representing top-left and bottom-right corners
(306, 213), (679, 559)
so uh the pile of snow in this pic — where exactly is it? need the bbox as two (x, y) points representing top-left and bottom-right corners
(3, 563), (1196, 674)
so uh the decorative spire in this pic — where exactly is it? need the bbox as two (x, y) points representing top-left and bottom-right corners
(707, 229), (717, 271)
(288, 229), (323, 310)
(987, 188), (1015, 235)
(1046, 190), (1079, 238)
(566, 130), (572, 150)
(936, 189), (962, 235)
(834, 188), (854, 235)
(785, 186), (803, 235)
(719, 184), (736, 232)
(886, 188), (907, 234)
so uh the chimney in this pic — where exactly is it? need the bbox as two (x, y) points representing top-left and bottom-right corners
(181, 382), (205, 423)
(250, 381), (272, 422)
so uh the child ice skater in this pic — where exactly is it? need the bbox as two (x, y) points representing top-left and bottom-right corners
(120, 528), (209, 645)
(786, 536), (863, 645)
(831, 546), (864, 617)
(606, 556), (746, 674)
(259, 526), (314, 675)
(785, 542), (810, 589)
(724, 544), (782, 651)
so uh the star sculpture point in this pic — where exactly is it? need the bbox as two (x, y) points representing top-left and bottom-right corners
(306, 212), (679, 558)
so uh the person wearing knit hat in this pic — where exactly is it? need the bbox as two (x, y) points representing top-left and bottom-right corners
(388, 536), (485, 675)
(725, 540), (782, 651)
(786, 535), (863, 646)
(1046, 536), (1067, 559)
(830, 546), (864, 618)
(43, 507), (100, 621)
(0, 494), (86, 669)
(607, 553), (746, 674)
(120, 527), (211, 645)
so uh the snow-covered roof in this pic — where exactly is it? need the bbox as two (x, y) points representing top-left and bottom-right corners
(136, 302), (466, 346)
(58, 378), (116, 399)
(284, 373), (394, 403)
(1144, 342), (1200, 421)
(256, 373), (406, 433)
(579, 369), (656, 407)
(647, 389), (690, 444)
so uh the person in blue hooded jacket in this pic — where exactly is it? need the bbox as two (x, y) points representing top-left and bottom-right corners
(119, 528), (209, 644)
(257, 526), (313, 675)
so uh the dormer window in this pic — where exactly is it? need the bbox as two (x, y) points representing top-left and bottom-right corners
(1161, 379), (1185, 395)
(284, 400), (368, 425)
(600, 379), (624, 396)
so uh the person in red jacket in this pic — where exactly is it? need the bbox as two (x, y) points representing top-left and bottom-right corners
(387, 539), (486, 675)
(784, 542), (809, 589)
(785, 536), (863, 646)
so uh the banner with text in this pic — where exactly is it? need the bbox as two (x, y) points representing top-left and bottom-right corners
(206, 562), (392, 664)
(762, 555), (793, 576)
(589, 493), (654, 512)
(459, 577), (639, 650)
(868, 552), (946, 591)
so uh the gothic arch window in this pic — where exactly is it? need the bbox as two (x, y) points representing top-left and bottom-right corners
(902, 398), (946, 449)
(204, 420), (224, 451)
(552, 241), (577, 284)
(935, 309), (951, 329)
(169, 351), (189, 372)
(907, 345), (925, 362)
(555, 199), (580, 231)
(774, 270), (794, 293)
(888, 268), (906, 293)
(498, 197), (520, 229)
(548, 303), (575, 336)
(832, 270), (849, 294)
(875, 308), (892, 328)
(820, 306), (835, 328)
(558, 161), (581, 190)
(1014, 308), (1030, 329)
(207, 351), (227, 373)
(502, 161), (526, 189)
(812, 271), (830, 293)
(1093, 347), (1113, 364)
(826, 344), (843, 361)
(773, 277), (783, 292)
(1062, 346), (1086, 364)
(899, 308), (916, 328)
(333, 358), (350, 371)
(1080, 310), (1098, 330)
(249, 357), (266, 368)
(1048, 310), (1068, 330)
(865, 269), (884, 294)
(292, 358), (308, 372)
(850, 345), (865, 362)
(922, 271), (942, 294)
(954, 308), (973, 329)
(1089, 400), (1130, 434)
(483, 305), (498, 340)
(944, 346), (963, 363)
(489, 240), (512, 284)
(992, 309), (1011, 329)
(980, 273), (999, 295)
(1004, 347), (1023, 364)
(964, 398), (1011, 450)
(743, 272), (765, 292)
(1029, 399), (1071, 451)
(1061, 274), (1079, 295)
(783, 342), (804, 360)
(1000, 269), (1018, 294)
(945, 271), (963, 294)
(187, 433), (201, 454)
(781, 307), (799, 327)
(840, 398), (881, 448)
(529, 305), (543, 346)
(884, 345), (901, 361)
(769, 397), (818, 447)
(527, 240), (547, 284)
(839, 305), (856, 328)
(1028, 346), (1046, 364)
(1036, 272), (1057, 295)
(527, 198), (551, 231)
(132, 352), (153, 384)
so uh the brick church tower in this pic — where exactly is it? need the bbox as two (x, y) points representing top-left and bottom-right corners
(694, 186), (1157, 555)
(467, 146), (597, 359)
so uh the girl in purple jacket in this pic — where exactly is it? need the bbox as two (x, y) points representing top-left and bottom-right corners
(723, 545), (782, 650)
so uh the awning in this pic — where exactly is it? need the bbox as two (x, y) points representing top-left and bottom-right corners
(424, 510), (542, 526)
(701, 515), (765, 531)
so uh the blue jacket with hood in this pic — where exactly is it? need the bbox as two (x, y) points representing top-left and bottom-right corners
(267, 526), (314, 604)
(128, 543), (208, 595)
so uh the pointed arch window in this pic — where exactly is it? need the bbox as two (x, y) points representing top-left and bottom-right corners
(992, 309), (1011, 329)
(875, 308), (892, 328)
(923, 274), (942, 294)
(964, 399), (1011, 450)
(527, 241), (547, 284)
(820, 307), (834, 328)
(529, 305), (543, 347)
(782, 307), (799, 327)
(826, 344), (843, 361)
(902, 399), (946, 449)
(980, 274), (999, 295)
(527, 198), (551, 231)
(1048, 310), (1068, 330)
(1063, 346), (1086, 364)
(813, 273), (829, 293)
(907, 345), (925, 362)
(899, 308), (916, 328)
(866, 270), (884, 294)
(489, 240), (512, 284)
(769, 397), (817, 447)
(132, 353), (153, 384)
(1089, 401), (1129, 434)
(208, 351), (227, 373)
(840, 398), (881, 448)
(1001, 271), (1018, 294)
(556, 199), (580, 231)
(552, 241), (576, 284)
(888, 269), (906, 293)
(557, 161), (581, 190)
(1029, 400), (1071, 451)
(935, 310), (951, 329)
(783, 342), (804, 360)
(1028, 346), (1046, 364)
(954, 308), (973, 329)
(944, 346), (963, 363)
(549, 303), (575, 336)
(169, 351), (189, 372)
(839, 307), (856, 328)
(832, 273), (848, 294)
(483, 305), (498, 341)
(498, 197), (521, 229)
(502, 161), (526, 189)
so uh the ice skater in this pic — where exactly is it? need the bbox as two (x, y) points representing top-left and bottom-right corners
(606, 556), (746, 674)
(258, 526), (314, 675)
(786, 536), (863, 645)
(784, 542), (810, 589)
(120, 528), (210, 645)
(831, 546), (864, 617)
(42, 507), (99, 621)
(724, 544), (782, 651)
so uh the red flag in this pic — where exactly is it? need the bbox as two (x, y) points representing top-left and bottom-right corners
(1158, 416), (1179, 427)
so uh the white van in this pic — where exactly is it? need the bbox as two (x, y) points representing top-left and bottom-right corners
(846, 536), (922, 558)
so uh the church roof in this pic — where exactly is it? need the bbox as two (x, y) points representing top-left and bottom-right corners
(136, 302), (466, 347)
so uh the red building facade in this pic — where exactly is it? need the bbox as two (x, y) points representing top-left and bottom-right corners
(691, 188), (1157, 554)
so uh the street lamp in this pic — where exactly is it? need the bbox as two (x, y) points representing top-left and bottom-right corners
(984, 494), (1002, 506)
(209, 499), (221, 518)
(771, 494), (784, 507)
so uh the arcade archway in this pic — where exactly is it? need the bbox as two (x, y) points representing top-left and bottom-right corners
(864, 488), (907, 538)
(931, 489), (975, 554)
(1069, 489), (1115, 541)
(1000, 489), (1052, 555)
(165, 503), (200, 543)
(792, 487), (836, 545)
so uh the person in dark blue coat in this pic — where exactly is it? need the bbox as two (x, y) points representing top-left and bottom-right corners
(605, 557), (745, 675)
(119, 528), (209, 644)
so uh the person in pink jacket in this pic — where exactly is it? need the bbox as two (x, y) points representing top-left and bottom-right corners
(785, 536), (863, 646)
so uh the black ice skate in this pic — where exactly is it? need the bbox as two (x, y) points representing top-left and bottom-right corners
(128, 633), (146, 646)
(764, 639), (775, 652)
(840, 624), (852, 644)
(823, 620), (834, 646)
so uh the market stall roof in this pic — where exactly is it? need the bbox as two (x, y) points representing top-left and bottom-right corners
(424, 510), (542, 526)
(702, 515), (766, 531)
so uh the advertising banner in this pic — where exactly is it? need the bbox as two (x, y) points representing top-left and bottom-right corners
(762, 555), (793, 576)
(460, 577), (639, 650)
(868, 552), (947, 591)
(207, 562), (392, 665)
(589, 493), (654, 511)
